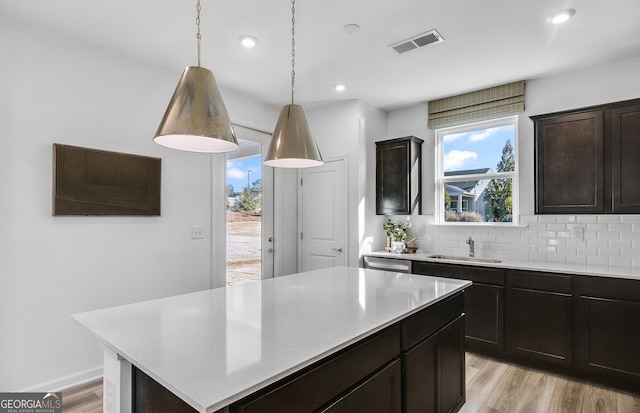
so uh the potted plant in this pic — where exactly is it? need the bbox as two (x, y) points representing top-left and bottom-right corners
(383, 219), (412, 252)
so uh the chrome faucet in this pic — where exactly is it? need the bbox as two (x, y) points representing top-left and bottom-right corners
(466, 237), (475, 257)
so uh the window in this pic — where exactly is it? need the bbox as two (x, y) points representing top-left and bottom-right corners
(436, 116), (518, 225)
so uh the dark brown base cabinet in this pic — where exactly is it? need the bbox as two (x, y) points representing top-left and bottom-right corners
(575, 276), (640, 387)
(412, 262), (505, 352)
(411, 260), (640, 394)
(134, 293), (467, 413)
(403, 316), (465, 413)
(321, 359), (401, 413)
(506, 271), (572, 366)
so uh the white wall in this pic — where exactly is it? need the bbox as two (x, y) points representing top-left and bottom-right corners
(383, 55), (640, 268)
(307, 101), (360, 267)
(0, 15), (280, 391)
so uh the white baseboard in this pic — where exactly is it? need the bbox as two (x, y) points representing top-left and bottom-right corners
(18, 366), (103, 392)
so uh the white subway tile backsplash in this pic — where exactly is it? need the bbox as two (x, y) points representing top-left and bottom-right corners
(529, 238), (547, 246)
(548, 254), (566, 263)
(577, 247), (599, 256)
(587, 239), (609, 249)
(608, 224), (632, 233)
(557, 231), (573, 239)
(512, 252), (530, 260)
(609, 240), (632, 250)
(539, 246), (557, 254)
(587, 256), (609, 266)
(613, 258), (633, 268)
(597, 215), (620, 223)
(567, 255), (587, 265)
(597, 232), (620, 241)
(597, 248), (620, 258)
(558, 247), (577, 255)
(530, 253), (548, 262)
(424, 214), (638, 271)
(521, 244), (539, 253)
(548, 239), (567, 247)
(587, 223), (608, 231)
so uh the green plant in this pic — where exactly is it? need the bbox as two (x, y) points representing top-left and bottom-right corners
(383, 219), (411, 240)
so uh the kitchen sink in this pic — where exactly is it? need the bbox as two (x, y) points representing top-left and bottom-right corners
(427, 255), (503, 264)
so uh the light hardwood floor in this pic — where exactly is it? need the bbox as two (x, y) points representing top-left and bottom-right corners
(61, 353), (640, 413)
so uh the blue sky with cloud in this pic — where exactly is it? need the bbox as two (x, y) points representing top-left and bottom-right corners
(226, 156), (262, 193)
(443, 125), (515, 172)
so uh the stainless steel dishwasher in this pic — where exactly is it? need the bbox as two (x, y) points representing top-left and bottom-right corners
(363, 256), (412, 273)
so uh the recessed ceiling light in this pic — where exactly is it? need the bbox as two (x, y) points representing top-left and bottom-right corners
(334, 84), (347, 92)
(239, 35), (258, 48)
(343, 24), (361, 35)
(547, 9), (576, 24)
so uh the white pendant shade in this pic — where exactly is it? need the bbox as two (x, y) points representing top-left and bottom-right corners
(264, 104), (323, 168)
(154, 66), (239, 153)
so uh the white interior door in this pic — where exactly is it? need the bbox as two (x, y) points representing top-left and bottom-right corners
(299, 158), (347, 271)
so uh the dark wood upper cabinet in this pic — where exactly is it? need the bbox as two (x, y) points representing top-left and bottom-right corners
(376, 136), (423, 215)
(532, 98), (640, 214)
(611, 103), (640, 212)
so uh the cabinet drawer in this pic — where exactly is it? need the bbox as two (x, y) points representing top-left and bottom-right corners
(413, 261), (504, 286)
(235, 326), (400, 413)
(509, 270), (571, 294)
(402, 293), (464, 351)
(575, 275), (640, 302)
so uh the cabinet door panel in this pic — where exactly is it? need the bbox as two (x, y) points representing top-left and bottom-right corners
(403, 334), (437, 413)
(507, 289), (572, 365)
(535, 111), (605, 213)
(612, 103), (640, 212)
(439, 316), (466, 413)
(578, 297), (640, 379)
(342, 359), (401, 413)
(464, 284), (504, 350)
(376, 137), (422, 215)
(404, 316), (465, 413)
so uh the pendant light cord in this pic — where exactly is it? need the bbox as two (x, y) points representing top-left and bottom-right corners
(290, 0), (296, 105)
(196, 0), (202, 67)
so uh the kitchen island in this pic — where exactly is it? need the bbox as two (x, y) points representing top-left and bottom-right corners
(73, 266), (470, 413)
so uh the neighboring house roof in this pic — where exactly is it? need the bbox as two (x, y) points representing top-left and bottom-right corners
(444, 168), (492, 193)
(444, 184), (473, 197)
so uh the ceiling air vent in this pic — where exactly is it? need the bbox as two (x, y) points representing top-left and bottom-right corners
(389, 29), (444, 55)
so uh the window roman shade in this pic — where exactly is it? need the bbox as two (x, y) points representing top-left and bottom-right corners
(427, 81), (525, 129)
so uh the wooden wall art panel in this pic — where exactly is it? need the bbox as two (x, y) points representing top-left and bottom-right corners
(53, 144), (161, 216)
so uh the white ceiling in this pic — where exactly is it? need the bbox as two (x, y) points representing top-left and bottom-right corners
(2, 0), (640, 112)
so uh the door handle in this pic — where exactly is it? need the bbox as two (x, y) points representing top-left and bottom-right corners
(268, 247), (274, 253)
(332, 247), (344, 253)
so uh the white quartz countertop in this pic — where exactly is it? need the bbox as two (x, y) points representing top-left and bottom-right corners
(73, 266), (470, 413)
(363, 252), (640, 280)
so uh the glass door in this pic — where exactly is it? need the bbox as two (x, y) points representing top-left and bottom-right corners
(225, 126), (274, 285)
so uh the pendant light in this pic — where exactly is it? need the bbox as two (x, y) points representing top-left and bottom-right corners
(264, 0), (323, 168)
(154, 0), (239, 153)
